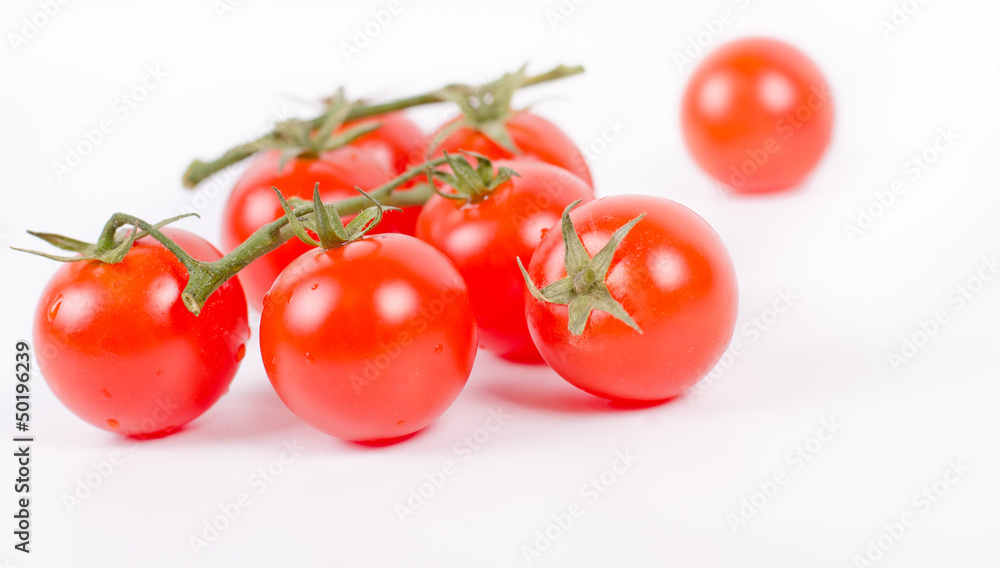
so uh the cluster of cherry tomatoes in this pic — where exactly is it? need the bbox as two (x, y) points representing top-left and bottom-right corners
(28, 38), (833, 444)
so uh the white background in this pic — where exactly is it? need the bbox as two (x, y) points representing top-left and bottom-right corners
(3, 0), (1000, 566)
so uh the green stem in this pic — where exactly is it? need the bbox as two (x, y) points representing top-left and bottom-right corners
(99, 213), (203, 271)
(19, 156), (445, 315)
(180, 159), (443, 314)
(346, 93), (442, 121)
(182, 64), (584, 188)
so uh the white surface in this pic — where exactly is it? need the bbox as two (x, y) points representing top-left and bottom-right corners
(3, 0), (1000, 566)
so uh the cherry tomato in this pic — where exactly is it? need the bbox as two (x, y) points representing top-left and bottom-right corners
(259, 234), (478, 442)
(416, 159), (593, 362)
(33, 229), (249, 437)
(522, 196), (738, 401)
(433, 111), (594, 188)
(221, 148), (390, 310)
(335, 112), (428, 235)
(338, 111), (426, 177)
(681, 37), (834, 194)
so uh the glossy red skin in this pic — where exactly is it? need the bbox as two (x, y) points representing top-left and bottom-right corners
(221, 148), (394, 311)
(416, 159), (594, 362)
(681, 37), (834, 194)
(339, 112), (426, 177)
(524, 196), (738, 402)
(433, 111), (594, 188)
(33, 229), (249, 437)
(259, 234), (478, 442)
(337, 113), (428, 234)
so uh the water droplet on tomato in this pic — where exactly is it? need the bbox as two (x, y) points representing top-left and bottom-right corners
(435, 344), (443, 354)
(236, 344), (246, 362)
(311, 283), (319, 290)
(48, 297), (62, 321)
(107, 419), (119, 429)
(304, 352), (316, 363)
(396, 420), (405, 426)
(100, 388), (112, 399)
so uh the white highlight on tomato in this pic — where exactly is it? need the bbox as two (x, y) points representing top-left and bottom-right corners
(374, 281), (419, 325)
(698, 73), (733, 119)
(758, 71), (796, 113)
(646, 249), (690, 292)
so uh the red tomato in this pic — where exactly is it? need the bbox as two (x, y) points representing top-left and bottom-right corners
(336, 112), (428, 234)
(522, 196), (738, 401)
(338, 112), (426, 176)
(33, 229), (249, 437)
(416, 159), (594, 362)
(681, 37), (834, 194)
(259, 234), (478, 442)
(221, 148), (391, 311)
(433, 111), (594, 188)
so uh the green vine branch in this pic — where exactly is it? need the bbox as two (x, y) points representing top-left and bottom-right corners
(19, 156), (449, 315)
(182, 63), (584, 188)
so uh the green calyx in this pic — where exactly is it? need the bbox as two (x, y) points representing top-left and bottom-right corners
(269, 90), (382, 172)
(274, 183), (399, 249)
(432, 65), (530, 154)
(432, 151), (519, 205)
(13, 213), (199, 265)
(518, 200), (646, 336)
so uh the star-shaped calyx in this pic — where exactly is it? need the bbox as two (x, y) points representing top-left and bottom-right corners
(518, 200), (646, 336)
